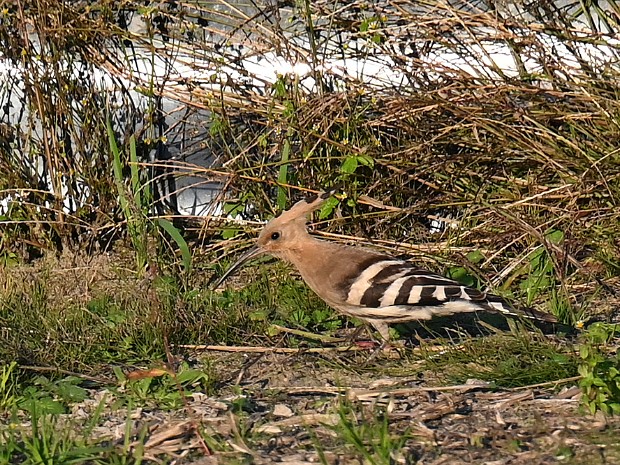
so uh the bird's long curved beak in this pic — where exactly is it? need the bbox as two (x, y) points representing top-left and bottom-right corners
(212, 246), (264, 289)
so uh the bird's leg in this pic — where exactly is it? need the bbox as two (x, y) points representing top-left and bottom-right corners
(342, 320), (389, 350)
(361, 320), (395, 346)
(361, 339), (391, 366)
(354, 321), (392, 365)
(344, 324), (368, 343)
(363, 320), (407, 364)
(370, 320), (391, 343)
(337, 325), (377, 352)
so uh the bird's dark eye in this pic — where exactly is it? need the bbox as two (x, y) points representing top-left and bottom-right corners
(271, 232), (281, 241)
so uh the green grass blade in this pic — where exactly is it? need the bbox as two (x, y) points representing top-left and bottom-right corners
(107, 119), (129, 217)
(277, 138), (291, 211)
(129, 135), (142, 208)
(156, 218), (192, 272)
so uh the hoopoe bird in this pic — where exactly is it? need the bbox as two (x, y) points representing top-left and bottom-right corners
(214, 188), (558, 341)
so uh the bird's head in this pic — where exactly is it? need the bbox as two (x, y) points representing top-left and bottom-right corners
(212, 187), (338, 288)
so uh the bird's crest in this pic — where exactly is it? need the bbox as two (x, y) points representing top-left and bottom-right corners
(276, 186), (339, 225)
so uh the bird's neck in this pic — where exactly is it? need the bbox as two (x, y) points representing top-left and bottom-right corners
(284, 237), (362, 274)
(279, 234), (327, 265)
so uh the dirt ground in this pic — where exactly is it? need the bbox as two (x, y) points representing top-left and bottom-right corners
(55, 350), (620, 465)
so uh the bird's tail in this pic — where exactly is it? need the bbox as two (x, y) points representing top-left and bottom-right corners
(484, 294), (559, 323)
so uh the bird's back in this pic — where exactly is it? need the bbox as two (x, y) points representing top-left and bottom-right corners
(290, 240), (556, 325)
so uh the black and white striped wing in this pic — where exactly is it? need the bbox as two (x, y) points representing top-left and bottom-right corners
(342, 258), (553, 323)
